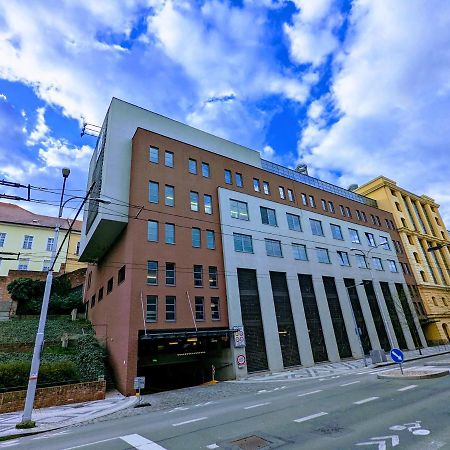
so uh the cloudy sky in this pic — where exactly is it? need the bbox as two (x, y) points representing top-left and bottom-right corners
(1, 0), (450, 224)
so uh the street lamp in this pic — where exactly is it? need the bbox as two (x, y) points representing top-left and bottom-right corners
(19, 173), (100, 427)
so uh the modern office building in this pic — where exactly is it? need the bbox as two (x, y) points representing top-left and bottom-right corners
(80, 98), (426, 395)
(356, 177), (450, 344)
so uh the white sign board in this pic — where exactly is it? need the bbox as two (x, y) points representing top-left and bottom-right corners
(134, 376), (145, 389)
(233, 326), (246, 348)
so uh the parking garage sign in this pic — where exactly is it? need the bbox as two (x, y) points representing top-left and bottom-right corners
(233, 326), (246, 348)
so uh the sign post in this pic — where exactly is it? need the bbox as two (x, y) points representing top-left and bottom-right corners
(133, 376), (145, 401)
(390, 348), (404, 374)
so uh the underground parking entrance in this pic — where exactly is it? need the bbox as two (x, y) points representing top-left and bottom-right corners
(137, 328), (232, 393)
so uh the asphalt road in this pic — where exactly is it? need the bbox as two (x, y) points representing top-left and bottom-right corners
(4, 355), (450, 450)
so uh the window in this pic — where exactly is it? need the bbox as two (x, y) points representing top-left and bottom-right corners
(379, 236), (390, 250)
(388, 260), (398, 273)
(287, 189), (294, 202)
(206, 230), (215, 250)
(204, 194), (213, 214)
(356, 210), (362, 221)
(87, 272), (91, 289)
(340, 205), (346, 216)
(330, 224), (343, 240)
(209, 266), (218, 288)
(0, 233), (6, 247)
(263, 181), (270, 195)
(43, 260), (51, 271)
(260, 207), (277, 226)
(253, 178), (260, 192)
(321, 199), (327, 211)
(292, 243), (308, 261)
(164, 151), (174, 167)
(211, 297), (220, 320)
(98, 287), (104, 302)
(91, 294), (96, 308)
(328, 201), (335, 213)
(46, 237), (54, 252)
(279, 187), (286, 199)
(202, 162), (210, 177)
(395, 202), (401, 212)
(165, 223), (175, 244)
(190, 191), (199, 211)
(385, 219), (391, 229)
(192, 228), (201, 248)
(195, 297), (205, 320)
(189, 158), (197, 174)
(75, 241), (80, 256)
(194, 265), (203, 287)
(346, 207), (352, 218)
(309, 195), (316, 208)
(287, 213), (302, 231)
(230, 199), (249, 220)
(233, 233), (253, 253)
(375, 216), (381, 226)
(224, 169), (232, 184)
(310, 219), (324, 236)
(148, 220), (158, 242)
(165, 296), (176, 321)
(361, 211), (367, 222)
(372, 257), (383, 271)
(349, 228), (360, 243)
(146, 295), (157, 322)
(165, 185), (174, 207)
(147, 261), (158, 285)
(337, 251), (350, 266)
(355, 254), (368, 269)
(22, 235), (33, 249)
(118, 265), (126, 284)
(18, 258), (29, 270)
(107, 277), (114, 293)
(166, 263), (176, 285)
(365, 232), (376, 247)
(265, 239), (283, 257)
(149, 146), (159, 163)
(371, 214), (376, 224)
(301, 193), (308, 206)
(149, 181), (159, 204)
(235, 173), (243, 187)
(316, 247), (331, 264)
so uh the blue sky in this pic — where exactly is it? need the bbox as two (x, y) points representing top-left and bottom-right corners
(1, 0), (450, 224)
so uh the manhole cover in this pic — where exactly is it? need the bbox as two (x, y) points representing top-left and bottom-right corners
(230, 435), (271, 449)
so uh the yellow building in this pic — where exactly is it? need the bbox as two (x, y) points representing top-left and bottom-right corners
(0, 202), (85, 277)
(356, 177), (450, 344)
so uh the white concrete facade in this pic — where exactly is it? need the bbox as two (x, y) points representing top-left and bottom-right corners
(218, 188), (423, 378)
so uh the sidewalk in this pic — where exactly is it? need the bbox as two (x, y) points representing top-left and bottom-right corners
(0, 391), (137, 439)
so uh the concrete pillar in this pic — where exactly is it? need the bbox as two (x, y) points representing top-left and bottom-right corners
(420, 238), (440, 284)
(404, 196), (422, 232)
(256, 271), (284, 372)
(286, 271), (314, 367)
(335, 280), (364, 358)
(355, 279), (381, 350)
(424, 204), (440, 237)
(434, 246), (450, 285)
(388, 282), (415, 350)
(311, 277), (340, 362)
(415, 200), (433, 236)
(403, 283), (428, 348)
(373, 279), (398, 349)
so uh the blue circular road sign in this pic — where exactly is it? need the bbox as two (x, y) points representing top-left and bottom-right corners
(390, 348), (404, 363)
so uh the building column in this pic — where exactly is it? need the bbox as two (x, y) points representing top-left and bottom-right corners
(311, 277), (340, 362)
(420, 238), (440, 284)
(415, 200), (434, 236)
(373, 280), (398, 349)
(355, 279), (382, 350)
(335, 280), (364, 358)
(388, 282), (415, 350)
(403, 196), (421, 232)
(256, 271), (284, 372)
(424, 204), (440, 237)
(403, 283), (428, 348)
(286, 271), (314, 367)
(434, 245), (450, 285)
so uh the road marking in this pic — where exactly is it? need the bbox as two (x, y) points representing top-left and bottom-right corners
(354, 396), (379, 405)
(206, 445), (219, 449)
(63, 437), (118, 449)
(294, 411), (328, 423)
(397, 385), (417, 391)
(172, 417), (207, 427)
(244, 402), (271, 410)
(257, 389), (268, 394)
(0, 440), (19, 447)
(297, 389), (322, 397)
(121, 434), (167, 449)
(340, 380), (361, 386)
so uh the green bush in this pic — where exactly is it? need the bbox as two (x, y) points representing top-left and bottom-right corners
(73, 335), (105, 382)
(49, 291), (84, 314)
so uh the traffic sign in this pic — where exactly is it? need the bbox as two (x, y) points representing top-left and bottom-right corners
(236, 354), (246, 367)
(134, 376), (145, 389)
(390, 348), (404, 363)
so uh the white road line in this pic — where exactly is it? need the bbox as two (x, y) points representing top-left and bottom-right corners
(397, 384), (417, 392)
(120, 434), (167, 449)
(297, 389), (322, 397)
(340, 380), (361, 387)
(206, 445), (219, 449)
(63, 437), (118, 450)
(172, 417), (207, 427)
(0, 440), (19, 447)
(244, 402), (271, 410)
(354, 396), (379, 405)
(294, 412), (328, 423)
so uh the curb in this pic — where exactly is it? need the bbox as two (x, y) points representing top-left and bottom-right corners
(374, 349), (450, 368)
(377, 369), (450, 380)
(424, 361), (450, 367)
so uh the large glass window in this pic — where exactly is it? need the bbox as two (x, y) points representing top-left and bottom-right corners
(165, 185), (174, 207)
(310, 219), (324, 236)
(190, 191), (199, 211)
(146, 295), (157, 322)
(149, 181), (159, 204)
(265, 239), (283, 257)
(202, 162), (210, 177)
(164, 151), (174, 167)
(211, 297), (220, 320)
(204, 194), (212, 214)
(286, 213), (301, 231)
(330, 224), (344, 240)
(349, 228), (360, 244)
(189, 158), (197, 174)
(224, 169), (232, 184)
(147, 261), (158, 285)
(230, 199), (249, 220)
(192, 228), (201, 248)
(22, 235), (33, 249)
(233, 233), (253, 253)
(166, 262), (176, 285)
(207, 230), (215, 250)
(316, 247), (331, 264)
(194, 265), (203, 287)
(165, 223), (175, 244)
(149, 146), (159, 163)
(195, 296), (205, 320)
(292, 243), (308, 261)
(388, 260), (398, 273)
(372, 257), (383, 271)
(209, 266), (218, 288)
(260, 207), (277, 226)
(147, 220), (158, 242)
(337, 251), (350, 266)
(356, 254), (368, 269)
(165, 296), (176, 321)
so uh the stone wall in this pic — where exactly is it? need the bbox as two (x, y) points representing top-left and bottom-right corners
(0, 380), (105, 413)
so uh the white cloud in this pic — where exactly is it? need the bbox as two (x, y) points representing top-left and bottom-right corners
(26, 107), (49, 146)
(38, 138), (92, 170)
(0, 93), (6, 101)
